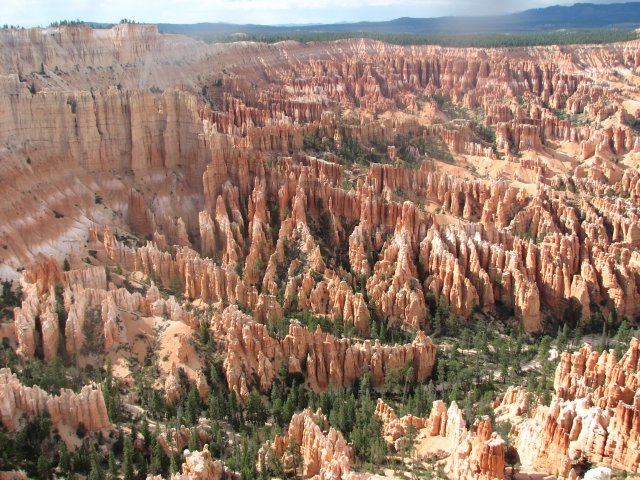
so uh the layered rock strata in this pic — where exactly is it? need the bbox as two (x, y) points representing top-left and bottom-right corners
(257, 408), (354, 479)
(213, 305), (436, 398)
(375, 399), (505, 480)
(512, 338), (640, 476)
(0, 368), (111, 434)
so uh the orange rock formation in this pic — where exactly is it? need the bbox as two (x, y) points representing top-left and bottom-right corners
(512, 338), (640, 476)
(375, 399), (505, 480)
(213, 305), (436, 398)
(257, 408), (354, 479)
(0, 368), (111, 434)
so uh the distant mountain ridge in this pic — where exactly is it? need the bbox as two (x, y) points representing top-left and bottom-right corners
(156, 2), (640, 37)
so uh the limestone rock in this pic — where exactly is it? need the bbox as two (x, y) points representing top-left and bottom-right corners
(165, 363), (183, 405)
(0, 368), (111, 435)
(258, 408), (353, 479)
(172, 445), (228, 480)
(512, 338), (640, 476)
(214, 305), (436, 399)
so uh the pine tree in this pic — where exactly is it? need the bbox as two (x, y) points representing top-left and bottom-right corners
(558, 324), (569, 351)
(199, 319), (210, 345)
(188, 427), (199, 451)
(134, 450), (147, 479)
(402, 366), (414, 404)
(103, 357), (119, 422)
(71, 447), (89, 474)
(37, 452), (49, 480)
(107, 451), (117, 480)
(58, 443), (70, 474)
(246, 391), (267, 425)
(141, 418), (151, 447)
(88, 449), (103, 480)
(185, 386), (200, 426)
(608, 305), (618, 329)
(402, 423), (418, 461)
(271, 396), (284, 427)
(616, 319), (632, 345)
(538, 335), (552, 366)
(170, 452), (179, 474)
(149, 433), (165, 475)
(227, 392), (241, 430)
(123, 437), (134, 480)
(358, 372), (372, 397)
(350, 390), (387, 464)
(572, 327), (583, 350)
(208, 391), (225, 421)
(378, 318), (386, 339)
(209, 421), (225, 458)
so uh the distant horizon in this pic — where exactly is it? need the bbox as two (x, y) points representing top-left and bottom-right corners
(2, 0), (632, 28)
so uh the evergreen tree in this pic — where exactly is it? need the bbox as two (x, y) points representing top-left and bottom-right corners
(401, 423), (418, 462)
(538, 336), (552, 365)
(88, 449), (103, 480)
(170, 452), (179, 475)
(141, 418), (151, 447)
(199, 320), (210, 345)
(266, 452), (284, 479)
(209, 421), (226, 458)
(227, 392), (241, 430)
(285, 438), (302, 478)
(149, 433), (165, 475)
(246, 390), (268, 425)
(557, 324), (570, 351)
(188, 427), (199, 451)
(616, 319), (632, 345)
(208, 391), (226, 421)
(357, 373), (372, 398)
(58, 443), (70, 475)
(103, 357), (119, 422)
(349, 389), (387, 464)
(71, 446), (90, 475)
(402, 366), (414, 404)
(123, 437), (134, 480)
(134, 450), (147, 480)
(615, 318), (632, 358)
(608, 305), (618, 329)
(185, 386), (200, 426)
(271, 396), (284, 427)
(37, 452), (49, 480)
(573, 327), (584, 348)
(107, 451), (117, 480)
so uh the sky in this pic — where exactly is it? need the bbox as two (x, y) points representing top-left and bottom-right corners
(1, 0), (621, 27)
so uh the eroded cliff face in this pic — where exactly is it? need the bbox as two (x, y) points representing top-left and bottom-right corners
(375, 399), (505, 480)
(257, 408), (354, 480)
(511, 338), (640, 476)
(171, 445), (231, 480)
(213, 305), (435, 398)
(0, 25), (639, 332)
(0, 368), (111, 435)
(1, 26), (639, 331)
(0, 76), (208, 274)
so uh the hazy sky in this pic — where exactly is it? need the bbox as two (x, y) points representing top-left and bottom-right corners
(2, 0), (620, 27)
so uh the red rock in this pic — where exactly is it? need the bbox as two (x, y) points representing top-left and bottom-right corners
(213, 305), (435, 398)
(258, 408), (353, 479)
(513, 338), (640, 476)
(0, 368), (111, 435)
